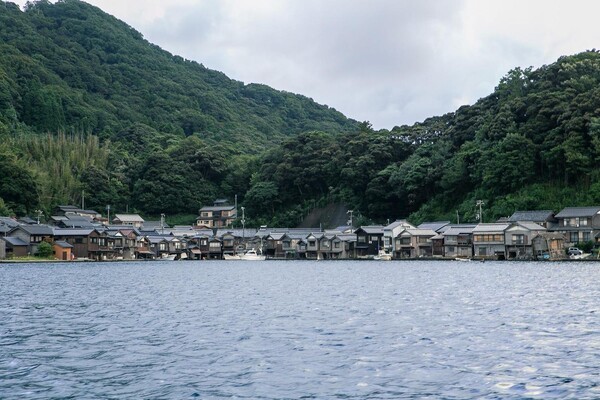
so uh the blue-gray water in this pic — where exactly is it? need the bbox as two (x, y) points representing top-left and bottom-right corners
(1, 260), (599, 399)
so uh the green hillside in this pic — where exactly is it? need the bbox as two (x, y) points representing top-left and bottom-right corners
(1, 0), (599, 225)
(247, 53), (600, 225)
(0, 0), (357, 217)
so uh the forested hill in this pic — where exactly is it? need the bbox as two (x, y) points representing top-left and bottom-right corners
(1, 1), (599, 226)
(0, 0), (357, 217)
(244, 51), (600, 226)
(0, 0), (357, 146)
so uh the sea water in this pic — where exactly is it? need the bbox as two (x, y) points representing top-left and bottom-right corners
(1, 260), (599, 399)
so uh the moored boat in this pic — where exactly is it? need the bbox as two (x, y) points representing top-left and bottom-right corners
(239, 249), (266, 261)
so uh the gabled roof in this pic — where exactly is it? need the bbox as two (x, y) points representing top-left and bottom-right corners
(2, 237), (28, 246)
(113, 214), (144, 223)
(198, 205), (236, 212)
(472, 223), (510, 233)
(442, 225), (477, 236)
(508, 210), (555, 222)
(267, 232), (287, 240)
(384, 220), (416, 231)
(53, 228), (95, 236)
(508, 221), (546, 231)
(54, 240), (73, 248)
(417, 221), (451, 232)
(399, 228), (437, 237)
(12, 224), (54, 235)
(215, 229), (256, 238)
(555, 207), (600, 218)
(355, 225), (384, 234)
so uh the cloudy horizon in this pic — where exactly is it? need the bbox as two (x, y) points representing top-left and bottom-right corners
(11, 0), (600, 129)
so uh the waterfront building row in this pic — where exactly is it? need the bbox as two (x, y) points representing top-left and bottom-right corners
(0, 206), (599, 261)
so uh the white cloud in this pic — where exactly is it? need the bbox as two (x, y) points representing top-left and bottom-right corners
(11, 0), (600, 129)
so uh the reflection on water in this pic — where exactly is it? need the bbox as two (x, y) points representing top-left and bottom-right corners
(1, 260), (599, 399)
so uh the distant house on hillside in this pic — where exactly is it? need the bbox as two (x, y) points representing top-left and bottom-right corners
(196, 199), (237, 228)
(112, 214), (144, 228)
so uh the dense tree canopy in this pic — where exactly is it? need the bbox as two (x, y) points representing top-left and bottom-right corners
(0, 0), (599, 226)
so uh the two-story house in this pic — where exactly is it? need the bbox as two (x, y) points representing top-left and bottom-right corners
(196, 199), (237, 228)
(504, 221), (546, 259)
(355, 226), (384, 258)
(8, 224), (54, 256)
(394, 228), (437, 258)
(552, 206), (600, 245)
(112, 214), (145, 228)
(472, 223), (510, 259)
(442, 224), (477, 258)
(383, 220), (416, 254)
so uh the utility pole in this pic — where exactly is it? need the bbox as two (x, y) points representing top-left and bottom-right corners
(106, 205), (111, 226)
(35, 209), (43, 225)
(240, 206), (246, 244)
(476, 200), (484, 223)
(82, 190), (85, 210)
(456, 210), (460, 224)
(160, 213), (165, 234)
(347, 210), (354, 227)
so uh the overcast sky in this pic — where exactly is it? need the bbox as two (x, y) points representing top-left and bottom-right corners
(14, 0), (600, 129)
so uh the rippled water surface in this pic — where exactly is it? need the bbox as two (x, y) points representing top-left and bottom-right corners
(1, 260), (599, 399)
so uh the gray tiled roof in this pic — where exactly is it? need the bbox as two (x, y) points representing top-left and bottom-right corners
(2, 237), (28, 246)
(356, 226), (384, 234)
(53, 228), (95, 236)
(14, 225), (54, 235)
(508, 210), (554, 222)
(417, 221), (451, 232)
(472, 223), (510, 233)
(555, 207), (600, 218)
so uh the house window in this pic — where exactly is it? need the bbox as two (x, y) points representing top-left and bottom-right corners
(369, 236), (378, 243)
(582, 232), (591, 242)
(200, 239), (208, 246)
(479, 247), (487, 256)
(445, 236), (457, 244)
(309, 240), (316, 247)
(581, 218), (588, 227)
(99, 238), (106, 246)
(91, 237), (98, 244)
(334, 242), (340, 249)
(570, 232), (579, 243)
(512, 234), (525, 245)
(474, 234), (503, 242)
(447, 246), (455, 253)
(209, 242), (221, 249)
(400, 238), (411, 245)
(201, 212), (210, 217)
(358, 236), (366, 243)
(159, 243), (166, 251)
(322, 241), (330, 249)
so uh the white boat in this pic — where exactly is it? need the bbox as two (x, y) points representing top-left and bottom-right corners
(239, 249), (266, 261)
(378, 250), (393, 261)
(223, 254), (241, 260)
(161, 254), (176, 261)
(454, 257), (471, 262)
